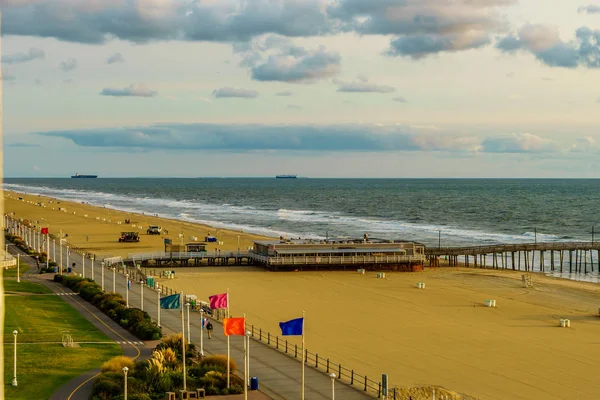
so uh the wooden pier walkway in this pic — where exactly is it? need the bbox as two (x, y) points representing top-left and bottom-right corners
(426, 241), (600, 274)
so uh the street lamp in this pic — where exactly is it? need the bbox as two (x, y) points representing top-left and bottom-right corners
(186, 303), (191, 343)
(125, 274), (129, 308)
(140, 281), (144, 311)
(246, 330), (251, 387)
(101, 262), (105, 290)
(91, 256), (95, 281)
(199, 310), (205, 356)
(157, 289), (161, 326)
(123, 366), (129, 400)
(113, 267), (116, 292)
(12, 330), (18, 386)
(82, 253), (86, 279)
(329, 373), (336, 400)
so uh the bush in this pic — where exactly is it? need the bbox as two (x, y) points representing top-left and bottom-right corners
(133, 321), (162, 341)
(101, 356), (134, 373)
(91, 372), (122, 400)
(200, 354), (237, 373)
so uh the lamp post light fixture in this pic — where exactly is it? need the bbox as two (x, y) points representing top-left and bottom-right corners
(329, 373), (336, 400)
(12, 330), (18, 386)
(123, 366), (129, 400)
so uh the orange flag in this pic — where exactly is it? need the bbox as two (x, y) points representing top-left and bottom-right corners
(223, 317), (246, 336)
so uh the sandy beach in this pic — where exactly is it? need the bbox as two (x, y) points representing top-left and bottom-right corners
(6, 190), (600, 399)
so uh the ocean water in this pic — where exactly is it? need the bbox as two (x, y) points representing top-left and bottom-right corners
(4, 178), (600, 249)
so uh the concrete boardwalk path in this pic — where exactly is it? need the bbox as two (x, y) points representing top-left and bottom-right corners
(6, 244), (154, 400)
(68, 251), (373, 400)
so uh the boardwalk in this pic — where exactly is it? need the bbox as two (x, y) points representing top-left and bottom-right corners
(66, 250), (373, 400)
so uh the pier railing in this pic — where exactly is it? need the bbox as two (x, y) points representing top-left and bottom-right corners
(426, 241), (600, 256)
(264, 254), (425, 266)
(126, 251), (252, 263)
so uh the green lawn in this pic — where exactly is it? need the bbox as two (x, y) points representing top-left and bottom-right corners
(4, 280), (52, 294)
(1, 260), (29, 277)
(3, 280), (122, 399)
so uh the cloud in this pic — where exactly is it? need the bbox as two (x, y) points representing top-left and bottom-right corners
(235, 35), (341, 83)
(106, 52), (125, 64)
(570, 136), (597, 153)
(2, 48), (45, 64)
(276, 91), (293, 96)
(1, 0), (331, 44)
(578, 5), (600, 14)
(60, 58), (77, 71)
(100, 84), (158, 97)
(330, 0), (512, 58)
(496, 24), (600, 68)
(1, 0), (513, 60)
(31, 122), (564, 156)
(334, 78), (395, 93)
(481, 133), (558, 153)
(212, 87), (258, 98)
(393, 97), (407, 102)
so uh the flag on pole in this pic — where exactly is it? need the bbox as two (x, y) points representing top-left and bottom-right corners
(160, 293), (181, 309)
(279, 317), (304, 336)
(41, 227), (48, 235)
(223, 317), (246, 336)
(209, 292), (228, 309)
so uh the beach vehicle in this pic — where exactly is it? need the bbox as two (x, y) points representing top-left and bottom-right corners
(119, 232), (140, 242)
(146, 225), (162, 235)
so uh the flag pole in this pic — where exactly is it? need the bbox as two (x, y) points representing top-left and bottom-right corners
(181, 291), (186, 391)
(302, 310), (305, 400)
(227, 287), (230, 388)
(243, 312), (248, 400)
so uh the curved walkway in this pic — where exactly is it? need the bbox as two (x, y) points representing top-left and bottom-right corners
(6, 244), (153, 400)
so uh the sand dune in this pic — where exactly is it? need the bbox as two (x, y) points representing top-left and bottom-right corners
(6, 190), (600, 399)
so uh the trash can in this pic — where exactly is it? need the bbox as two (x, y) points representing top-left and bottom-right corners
(147, 276), (155, 288)
(250, 377), (259, 391)
(67, 267), (72, 273)
(53, 267), (58, 273)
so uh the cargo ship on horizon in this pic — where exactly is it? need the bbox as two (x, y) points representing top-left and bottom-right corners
(276, 175), (297, 179)
(71, 173), (98, 179)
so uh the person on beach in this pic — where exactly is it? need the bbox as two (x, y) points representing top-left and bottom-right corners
(206, 321), (213, 339)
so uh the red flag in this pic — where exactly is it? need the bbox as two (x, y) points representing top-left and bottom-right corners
(41, 227), (49, 235)
(223, 317), (245, 336)
(209, 292), (228, 309)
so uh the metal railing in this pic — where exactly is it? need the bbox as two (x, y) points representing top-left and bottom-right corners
(127, 251), (252, 262)
(426, 241), (600, 256)
(264, 254), (425, 266)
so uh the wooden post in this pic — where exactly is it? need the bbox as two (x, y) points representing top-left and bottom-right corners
(569, 250), (573, 273)
(540, 250), (544, 272)
(550, 250), (554, 272)
(511, 252), (515, 270)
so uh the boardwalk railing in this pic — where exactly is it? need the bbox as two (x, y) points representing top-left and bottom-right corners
(126, 251), (251, 263)
(0, 252), (17, 268)
(264, 254), (425, 266)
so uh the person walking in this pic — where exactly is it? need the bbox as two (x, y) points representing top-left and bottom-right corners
(206, 321), (213, 339)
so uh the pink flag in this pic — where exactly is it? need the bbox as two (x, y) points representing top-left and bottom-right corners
(209, 292), (228, 309)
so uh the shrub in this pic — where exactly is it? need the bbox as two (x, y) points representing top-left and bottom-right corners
(200, 354), (237, 372)
(91, 372), (122, 400)
(133, 321), (162, 341)
(101, 356), (134, 373)
(80, 284), (104, 302)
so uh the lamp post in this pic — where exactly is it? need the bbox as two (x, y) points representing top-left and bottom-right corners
(237, 235), (240, 256)
(157, 289), (161, 326)
(12, 330), (18, 386)
(82, 253), (86, 279)
(113, 267), (116, 292)
(438, 230), (441, 249)
(66, 245), (70, 272)
(17, 254), (20, 283)
(199, 310), (205, 356)
(246, 330), (251, 388)
(329, 373), (336, 400)
(140, 281), (144, 311)
(186, 303), (191, 343)
(101, 262), (105, 290)
(123, 366), (129, 400)
(125, 273), (129, 307)
(91, 256), (95, 281)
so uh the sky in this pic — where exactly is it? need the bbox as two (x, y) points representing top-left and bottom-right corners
(2, 0), (600, 178)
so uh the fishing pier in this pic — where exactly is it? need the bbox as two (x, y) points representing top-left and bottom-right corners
(426, 241), (600, 274)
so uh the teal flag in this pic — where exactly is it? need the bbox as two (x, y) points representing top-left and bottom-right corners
(160, 293), (181, 309)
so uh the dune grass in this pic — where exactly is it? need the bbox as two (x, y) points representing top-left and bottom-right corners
(3, 279), (121, 400)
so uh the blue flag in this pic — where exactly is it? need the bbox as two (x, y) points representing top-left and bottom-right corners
(279, 317), (304, 336)
(160, 293), (181, 309)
